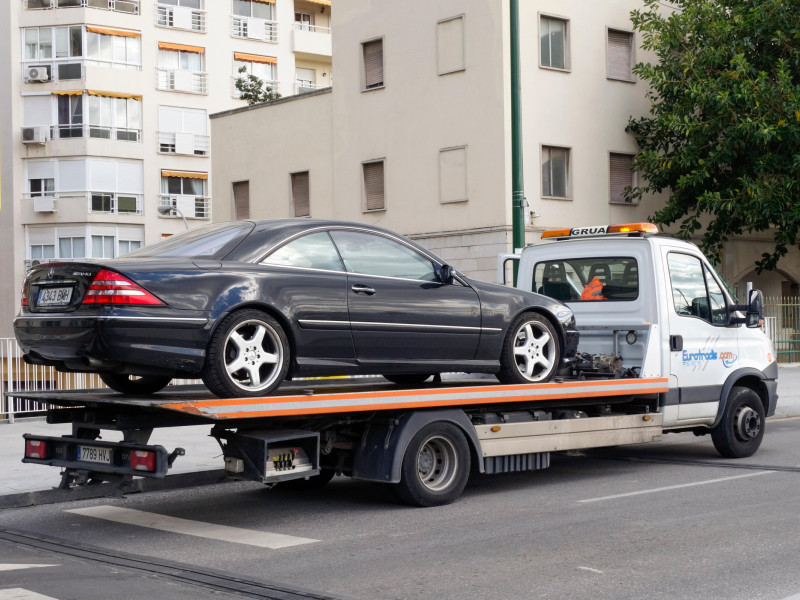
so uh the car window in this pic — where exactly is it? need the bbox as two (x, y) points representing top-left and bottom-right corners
(532, 257), (638, 302)
(126, 222), (253, 259)
(329, 230), (437, 281)
(260, 232), (344, 271)
(667, 253), (726, 324)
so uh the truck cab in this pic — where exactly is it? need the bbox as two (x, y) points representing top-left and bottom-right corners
(511, 223), (777, 451)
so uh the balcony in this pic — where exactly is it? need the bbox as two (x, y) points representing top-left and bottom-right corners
(232, 76), (279, 99)
(292, 23), (331, 59)
(231, 16), (278, 43)
(47, 124), (141, 142)
(294, 80), (327, 95)
(158, 131), (209, 156)
(23, 191), (144, 216)
(159, 194), (210, 219)
(23, 0), (139, 14)
(22, 60), (84, 83)
(156, 68), (208, 95)
(156, 4), (207, 33)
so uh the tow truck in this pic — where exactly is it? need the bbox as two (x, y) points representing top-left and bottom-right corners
(16, 223), (777, 506)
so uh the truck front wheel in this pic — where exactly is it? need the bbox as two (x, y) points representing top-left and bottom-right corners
(711, 386), (765, 458)
(394, 422), (470, 507)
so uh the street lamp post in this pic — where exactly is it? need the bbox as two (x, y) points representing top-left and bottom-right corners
(158, 204), (189, 230)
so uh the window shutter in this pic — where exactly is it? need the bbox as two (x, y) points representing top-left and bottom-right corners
(363, 161), (385, 211)
(291, 171), (310, 217)
(607, 30), (632, 80)
(609, 153), (634, 204)
(233, 180), (250, 219)
(363, 39), (384, 89)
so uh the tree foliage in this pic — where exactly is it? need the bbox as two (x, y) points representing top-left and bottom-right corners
(627, 0), (800, 272)
(234, 65), (281, 105)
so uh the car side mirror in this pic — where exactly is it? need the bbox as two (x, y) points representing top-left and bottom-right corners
(436, 264), (455, 285)
(746, 289), (764, 328)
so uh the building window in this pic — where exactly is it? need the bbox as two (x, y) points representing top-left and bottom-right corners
(59, 237), (86, 258)
(158, 106), (209, 155)
(362, 38), (384, 90)
(439, 146), (468, 203)
(233, 53), (276, 97)
(362, 160), (385, 211)
(118, 240), (142, 256)
(157, 0), (205, 32)
(86, 95), (141, 141)
(92, 235), (115, 259)
(232, 180), (250, 219)
(232, 0), (276, 41)
(540, 15), (568, 70)
(56, 94), (83, 138)
(234, 0), (272, 20)
(437, 15), (465, 75)
(609, 153), (636, 205)
(160, 172), (209, 218)
(30, 244), (55, 261)
(295, 11), (312, 30)
(291, 171), (310, 217)
(157, 44), (207, 94)
(607, 29), (634, 81)
(86, 29), (141, 69)
(541, 146), (570, 199)
(29, 178), (55, 197)
(23, 26), (84, 80)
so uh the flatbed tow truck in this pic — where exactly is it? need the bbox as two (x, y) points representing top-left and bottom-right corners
(14, 224), (778, 506)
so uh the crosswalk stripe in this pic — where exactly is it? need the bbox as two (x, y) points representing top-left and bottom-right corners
(0, 565), (59, 572)
(0, 589), (59, 600)
(65, 506), (318, 549)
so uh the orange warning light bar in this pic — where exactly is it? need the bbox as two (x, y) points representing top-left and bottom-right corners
(541, 223), (659, 239)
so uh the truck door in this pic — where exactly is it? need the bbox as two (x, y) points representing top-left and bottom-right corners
(662, 250), (737, 423)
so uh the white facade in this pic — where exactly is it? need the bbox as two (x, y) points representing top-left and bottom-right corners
(210, 0), (800, 299)
(0, 0), (333, 337)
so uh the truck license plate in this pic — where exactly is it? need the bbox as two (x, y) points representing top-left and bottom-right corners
(77, 445), (111, 464)
(37, 287), (73, 307)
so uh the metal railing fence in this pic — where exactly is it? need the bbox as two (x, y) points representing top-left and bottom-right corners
(764, 296), (800, 363)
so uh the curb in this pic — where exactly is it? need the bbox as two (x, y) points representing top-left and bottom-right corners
(0, 469), (230, 510)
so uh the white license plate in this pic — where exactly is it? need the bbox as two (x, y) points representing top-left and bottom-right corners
(38, 286), (73, 307)
(77, 445), (112, 464)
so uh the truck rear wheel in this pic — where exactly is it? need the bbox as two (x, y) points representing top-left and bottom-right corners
(394, 422), (470, 507)
(711, 386), (765, 458)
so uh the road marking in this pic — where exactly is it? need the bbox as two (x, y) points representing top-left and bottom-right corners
(577, 566), (604, 574)
(0, 590), (59, 600)
(65, 506), (318, 549)
(578, 470), (775, 503)
(0, 565), (59, 572)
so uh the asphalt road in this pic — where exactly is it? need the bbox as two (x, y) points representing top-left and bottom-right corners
(0, 417), (799, 600)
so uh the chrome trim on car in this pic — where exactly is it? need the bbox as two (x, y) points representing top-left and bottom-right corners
(14, 315), (208, 324)
(298, 319), (501, 333)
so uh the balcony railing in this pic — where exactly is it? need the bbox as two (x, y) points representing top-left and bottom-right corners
(232, 76), (279, 99)
(23, 191), (144, 215)
(49, 124), (142, 142)
(158, 131), (210, 156)
(23, 0), (140, 14)
(156, 4), (207, 32)
(231, 16), (279, 43)
(293, 22), (331, 35)
(159, 194), (211, 219)
(294, 80), (326, 95)
(156, 68), (208, 95)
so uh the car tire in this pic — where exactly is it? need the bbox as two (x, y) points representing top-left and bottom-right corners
(496, 312), (560, 384)
(99, 373), (172, 395)
(202, 309), (290, 398)
(711, 386), (765, 458)
(393, 422), (470, 507)
(382, 374), (434, 386)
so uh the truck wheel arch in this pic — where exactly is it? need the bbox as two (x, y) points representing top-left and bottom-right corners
(351, 409), (483, 483)
(713, 367), (773, 428)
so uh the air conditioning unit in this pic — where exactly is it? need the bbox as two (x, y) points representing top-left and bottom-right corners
(26, 66), (50, 83)
(22, 126), (49, 144)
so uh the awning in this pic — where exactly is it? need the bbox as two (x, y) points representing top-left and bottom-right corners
(158, 42), (205, 54)
(51, 90), (83, 96)
(87, 90), (142, 100)
(86, 25), (141, 38)
(304, 0), (331, 5)
(233, 52), (277, 64)
(251, 0), (275, 3)
(161, 170), (208, 180)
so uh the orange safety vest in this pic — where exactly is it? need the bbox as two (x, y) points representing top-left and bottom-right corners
(580, 276), (606, 301)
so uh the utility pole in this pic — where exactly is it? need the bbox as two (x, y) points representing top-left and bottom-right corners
(510, 0), (525, 285)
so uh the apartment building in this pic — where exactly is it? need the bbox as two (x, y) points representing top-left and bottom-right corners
(0, 0), (333, 337)
(210, 0), (797, 300)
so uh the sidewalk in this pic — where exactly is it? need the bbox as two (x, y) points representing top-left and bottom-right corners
(1, 367), (799, 507)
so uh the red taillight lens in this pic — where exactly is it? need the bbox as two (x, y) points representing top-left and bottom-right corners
(25, 439), (50, 459)
(130, 450), (156, 472)
(21, 285), (28, 307)
(82, 269), (164, 306)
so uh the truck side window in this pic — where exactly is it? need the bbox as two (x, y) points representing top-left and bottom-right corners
(667, 253), (726, 324)
(533, 258), (638, 302)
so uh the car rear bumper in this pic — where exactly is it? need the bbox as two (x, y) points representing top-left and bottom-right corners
(14, 312), (210, 375)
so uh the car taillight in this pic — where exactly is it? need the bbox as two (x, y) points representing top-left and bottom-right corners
(20, 283), (27, 307)
(130, 450), (156, 472)
(25, 439), (50, 459)
(82, 269), (164, 306)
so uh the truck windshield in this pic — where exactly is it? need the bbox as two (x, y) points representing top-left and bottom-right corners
(533, 257), (638, 302)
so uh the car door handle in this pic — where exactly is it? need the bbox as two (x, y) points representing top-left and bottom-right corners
(670, 335), (683, 351)
(351, 284), (376, 295)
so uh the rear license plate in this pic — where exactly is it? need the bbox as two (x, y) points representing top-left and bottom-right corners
(37, 286), (73, 307)
(77, 445), (112, 464)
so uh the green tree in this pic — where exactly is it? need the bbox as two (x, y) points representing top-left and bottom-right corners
(627, 0), (800, 272)
(234, 65), (281, 105)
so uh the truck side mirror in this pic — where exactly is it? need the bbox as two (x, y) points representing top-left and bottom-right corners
(746, 289), (764, 328)
(436, 264), (455, 285)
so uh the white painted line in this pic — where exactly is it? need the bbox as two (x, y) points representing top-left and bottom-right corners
(578, 470), (775, 503)
(577, 566), (604, 574)
(0, 565), (59, 572)
(65, 506), (318, 549)
(0, 589), (59, 600)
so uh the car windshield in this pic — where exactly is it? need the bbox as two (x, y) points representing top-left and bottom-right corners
(126, 222), (254, 259)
